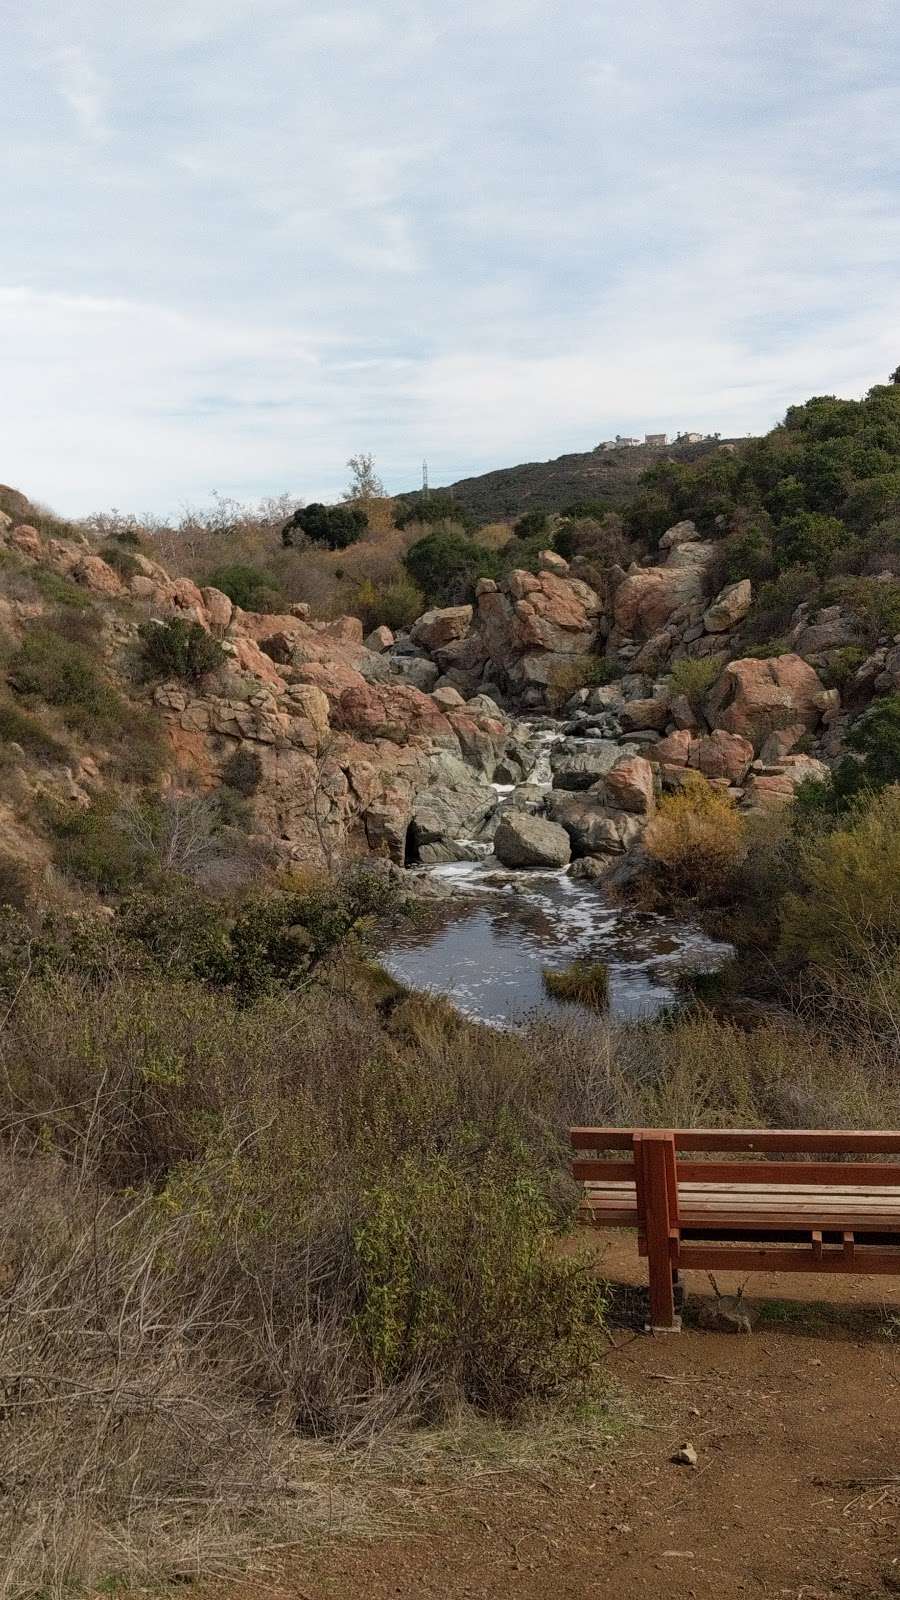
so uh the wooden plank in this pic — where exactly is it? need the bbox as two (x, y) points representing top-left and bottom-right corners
(570, 1127), (900, 1154)
(571, 1160), (635, 1182)
(675, 1161), (900, 1187)
(677, 1244), (900, 1274)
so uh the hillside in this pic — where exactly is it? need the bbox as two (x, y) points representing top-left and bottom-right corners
(401, 436), (737, 522)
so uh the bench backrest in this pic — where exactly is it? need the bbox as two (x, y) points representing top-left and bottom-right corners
(570, 1127), (900, 1202)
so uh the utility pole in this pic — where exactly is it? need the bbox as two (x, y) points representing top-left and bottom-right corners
(422, 459), (429, 500)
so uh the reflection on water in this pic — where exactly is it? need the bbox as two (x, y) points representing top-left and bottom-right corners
(381, 861), (731, 1029)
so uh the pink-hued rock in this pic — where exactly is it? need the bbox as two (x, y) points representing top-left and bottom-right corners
(742, 755), (830, 811)
(538, 548), (570, 575)
(601, 755), (656, 816)
(475, 569), (602, 683)
(72, 554), (125, 596)
(337, 682), (455, 744)
(318, 615), (365, 646)
(620, 695), (670, 732)
(759, 724), (806, 764)
(9, 524), (42, 559)
(364, 624), (395, 653)
(612, 551), (712, 639)
(706, 654), (828, 751)
(652, 729), (693, 766)
(201, 586), (234, 631)
(693, 728), (754, 785)
(230, 636), (288, 690)
(411, 605), (473, 653)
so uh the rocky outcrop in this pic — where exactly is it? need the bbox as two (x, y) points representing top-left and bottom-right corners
(704, 579), (752, 633)
(705, 655), (831, 752)
(545, 791), (644, 856)
(494, 811), (571, 869)
(549, 740), (633, 790)
(612, 532), (716, 640)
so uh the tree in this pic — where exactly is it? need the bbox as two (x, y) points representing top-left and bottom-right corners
(403, 530), (502, 606)
(343, 452), (384, 503)
(282, 502), (367, 550)
(890, 366), (900, 385)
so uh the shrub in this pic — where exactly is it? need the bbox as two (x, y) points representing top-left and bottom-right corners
(668, 655), (721, 710)
(100, 541), (141, 579)
(780, 785), (900, 971)
(282, 502), (367, 550)
(205, 562), (281, 612)
(833, 575), (900, 643)
(352, 1153), (606, 1411)
(820, 644), (867, 692)
(222, 745), (263, 795)
(513, 510), (549, 538)
(644, 778), (746, 903)
(139, 618), (224, 682)
(351, 573), (425, 634)
(0, 695), (69, 763)
(542, 961), (609, 1008)
(48, 797), (152, 893)
(404, 530), (502, 606)
(9, 623), (124, 732)
(773, 511), (849, 575)
(394, 493), (474, 532)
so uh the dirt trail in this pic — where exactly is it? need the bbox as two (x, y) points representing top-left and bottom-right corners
(235, 1242), (900, 1600)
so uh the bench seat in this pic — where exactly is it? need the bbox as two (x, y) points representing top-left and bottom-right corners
(570, 1127), (900, 1330)
(580, 1180), (900, 1235)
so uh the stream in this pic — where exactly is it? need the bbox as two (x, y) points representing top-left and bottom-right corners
(380, 723), (731, 1030)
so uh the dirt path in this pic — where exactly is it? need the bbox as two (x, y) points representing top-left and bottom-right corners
(235, 1243), (900, 1599)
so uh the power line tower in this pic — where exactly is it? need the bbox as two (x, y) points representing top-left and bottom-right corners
(422, 459), (429, 500)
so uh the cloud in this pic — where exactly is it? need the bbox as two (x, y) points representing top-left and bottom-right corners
(2, 2), (900, 513)
(51, 44), (108, 140)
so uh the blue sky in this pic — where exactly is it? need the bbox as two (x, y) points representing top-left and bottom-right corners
(4, 1), (900, 515)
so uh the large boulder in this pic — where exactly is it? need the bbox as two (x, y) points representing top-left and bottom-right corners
(410, 605), (473, 655)
(659, 519), (700, 550)
(599, 755), (655, 816)
(612, 541), (715, 639)
(703, 579), (752, 633)
(705, 654), (829, 752)
(474, 569), (602, 691)
(693, 728), (754, 785)
(620, 695), (670, 732)
(549, 739), (633, 790)
(545, 791), (644, 856)
(388, 655), (440, 693)
(742, 755), (830, 811)
(493, 812), (571, 869)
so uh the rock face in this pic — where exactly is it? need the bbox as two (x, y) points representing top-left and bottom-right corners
(549, 740), (632, 790)
(693, 729), (754, 785)
(493, 812), (572, 869)
(612, 535), (715, 640)
(706, 655), (829, 752)
(704, 579), (752, 633)
(473, 568), (602, 694)
(545, 791), (644, 856)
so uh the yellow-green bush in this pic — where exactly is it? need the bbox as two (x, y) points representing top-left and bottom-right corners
(779, 785), (900, 971)
(644, 777), (746, 903)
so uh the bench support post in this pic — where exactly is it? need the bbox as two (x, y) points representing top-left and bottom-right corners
(636, 1131), (680, 1332)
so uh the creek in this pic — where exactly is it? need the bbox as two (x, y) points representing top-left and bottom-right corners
(381, 723), (731, 1029)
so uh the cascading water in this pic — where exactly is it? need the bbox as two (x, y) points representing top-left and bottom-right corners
(383, 716), (731, 1028)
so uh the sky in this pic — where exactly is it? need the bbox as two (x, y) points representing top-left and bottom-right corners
(4, 1), (900, 516)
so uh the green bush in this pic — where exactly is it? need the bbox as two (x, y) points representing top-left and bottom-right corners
(205, 562), (281, 613)
(351, 573), (426, 633)
(100, 542), (141, 580)
(404, 530), (502, 606)
(9, 623), (125, 733)
(352, 1152), (606, 1411)
(513, 510), (549, 538)
(222, 745), (263, 795)
(774, 512), (849, 575)
(0, 696), (69, 764)
(394, 493), (475, 532)
(48, 798), (151, 893)
(780, 785), (900, 971)
(668, 655), (721, 709)
(139, 618), (225, 682)
(282, 502), (367, 550)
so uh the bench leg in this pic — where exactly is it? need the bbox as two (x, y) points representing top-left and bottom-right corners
(647, 1245), (680, 1333)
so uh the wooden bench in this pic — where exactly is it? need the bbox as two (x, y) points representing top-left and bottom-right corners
(570, 1127), (900, 1331)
